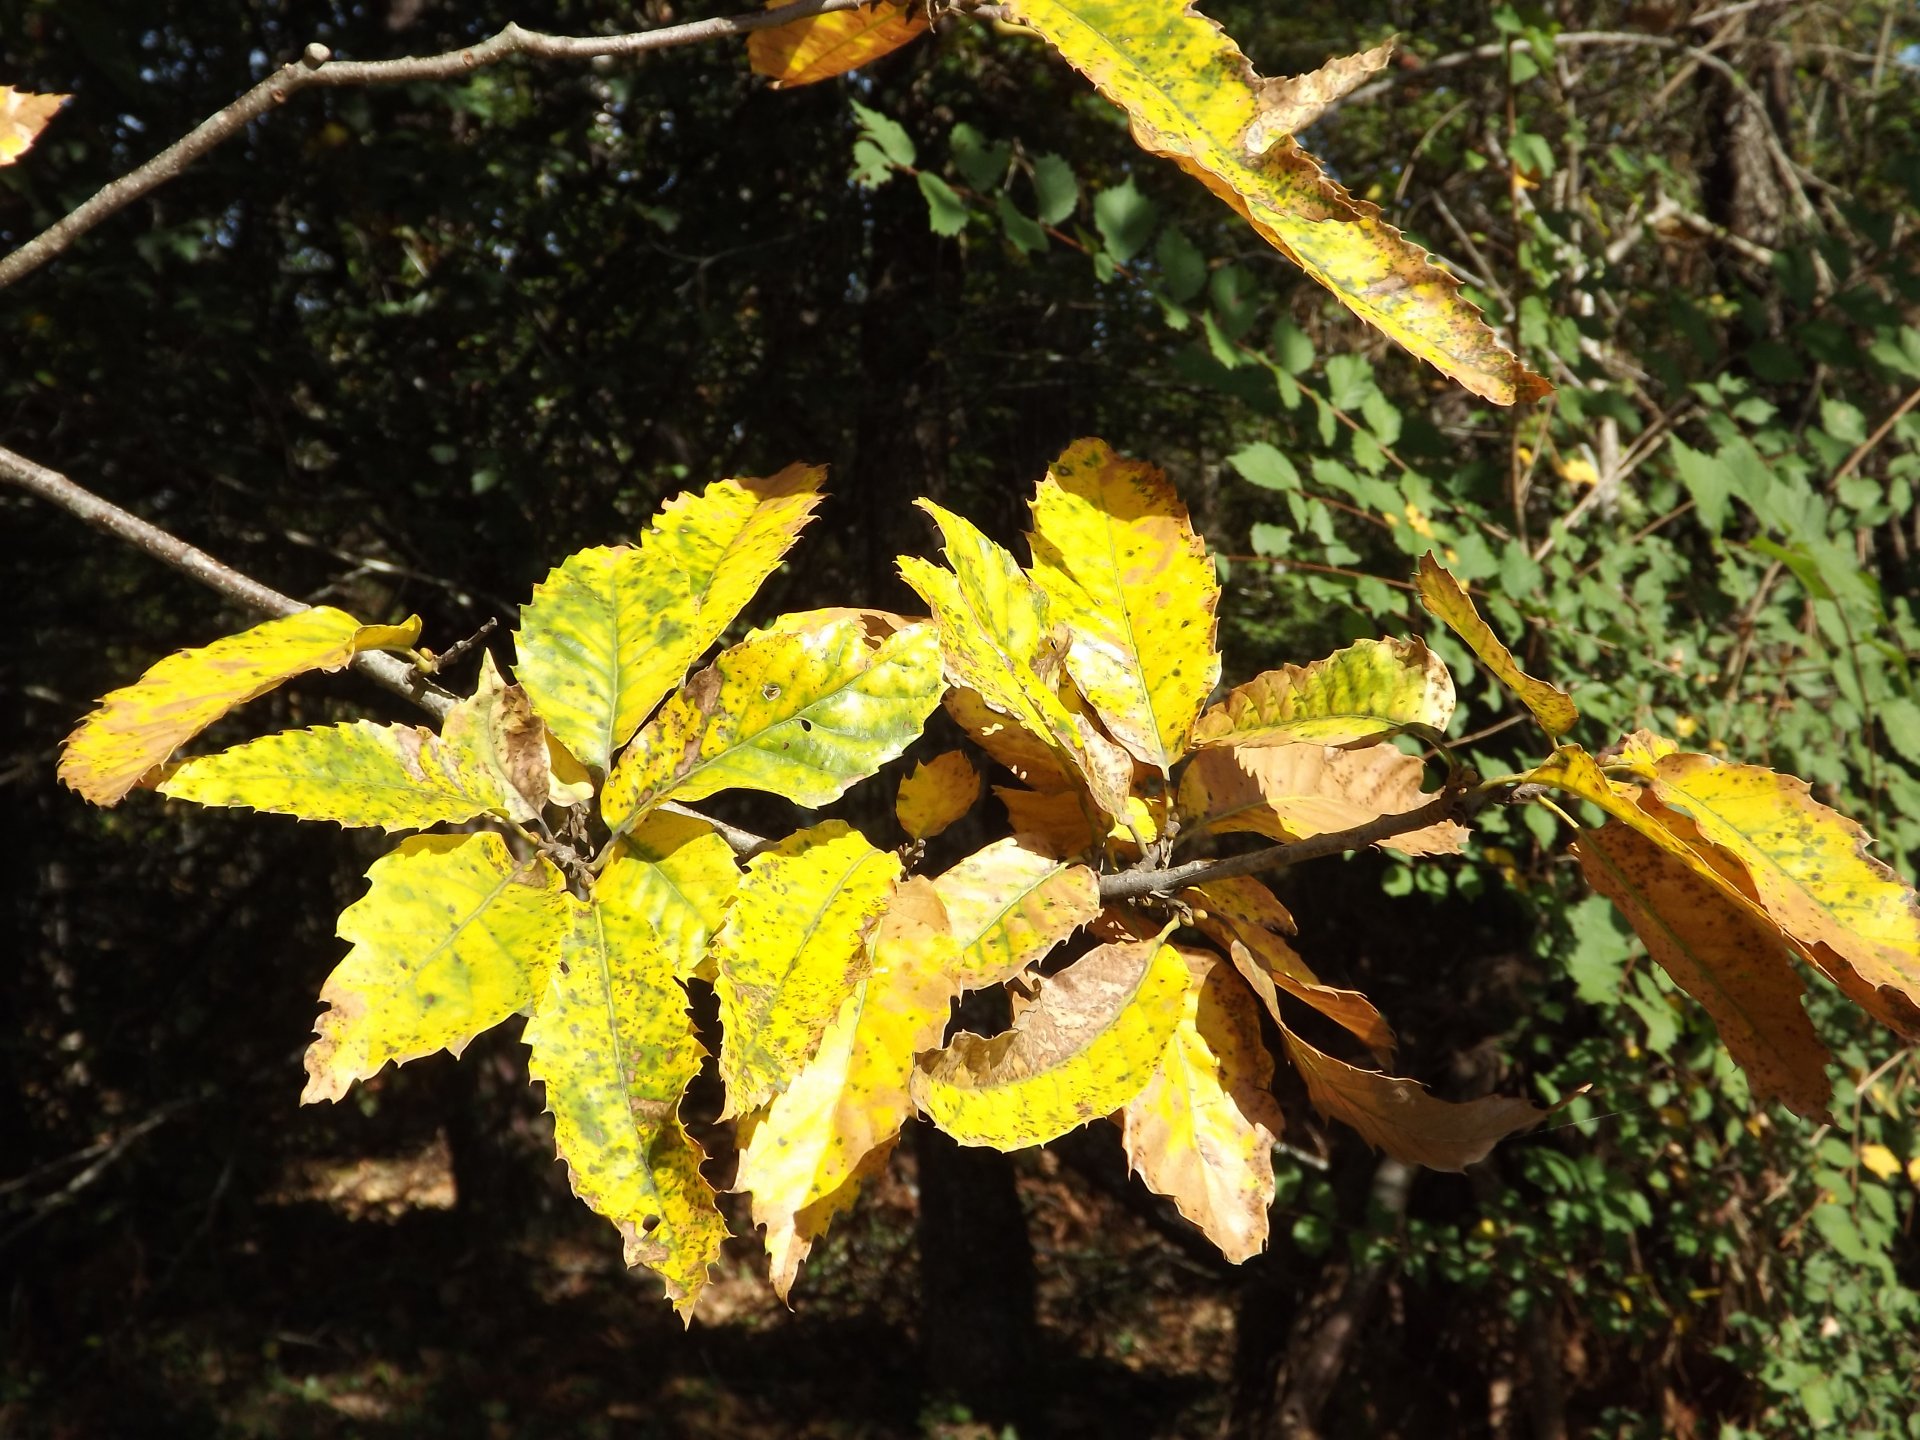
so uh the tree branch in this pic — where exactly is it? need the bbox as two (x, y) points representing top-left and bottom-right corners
(1098, 783), (1489, 903)
(0, 0), (878, 291)
(0, 442), (455, 716)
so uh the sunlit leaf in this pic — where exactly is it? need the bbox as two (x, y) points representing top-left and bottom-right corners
(1177, 743), (1465, 855)
(996, 784), (1161, 859)
(932, 836), (1100, 990)
(0, 87), (68, 165)
(1241, 42), (1393, 154)
(1120, 950), (1284, 1262)
(899, 500), (1131, 817)
(1415, 554), (1576, 737)
(912, 934), (1187, 1149)
(1280, 1024), (1545, 1171)
(302, 833), (569, 1103)
(747, 1), (929, 88)
(513, 545), (696, 772)
(1576, 820), (1833, 1119)
(1191, 638), (1454, 749)
(599, 811), (741, 981)
(733, 879), (957, 1298)
(896, 749), (982, 841)
(995, 2), (1550, 404)
(525, 893), (726, 1322)
(945, 686), (1078, 791)
(710, 822), (903, 1117)
(644, 463), (826, 660)
(1026, 437), (1221, 770)
(601, 617), (944, 832)
(59, 606), (421, 806)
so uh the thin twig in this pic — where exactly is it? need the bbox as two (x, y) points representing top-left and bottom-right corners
(3, 442), (776, 858)
(0, 0), (877, 290)
(1098, 782), (1489, 903)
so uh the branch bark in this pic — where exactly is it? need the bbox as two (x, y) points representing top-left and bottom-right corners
(0, 0), (878, 291)
(1097, 783), (1487, 903)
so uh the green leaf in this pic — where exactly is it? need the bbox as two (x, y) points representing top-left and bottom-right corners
(1093, 177), (1156, 263)
(997, 192), (1048, 254)
(919, 171), (970, 236)
(1229, 442), (1300, 492)
(1154, 224), (1207, 303)
(1669, 438), (1733, 536)
(525, 893), (727, 1322)
(1031, 152), (1080, 224)
(949, 122), (1010, 190)
(302, 832), (570, 1103)
(850, 98), (915, 167)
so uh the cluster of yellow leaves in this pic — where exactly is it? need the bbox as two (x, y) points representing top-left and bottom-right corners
(61, 442), (1920, 1324)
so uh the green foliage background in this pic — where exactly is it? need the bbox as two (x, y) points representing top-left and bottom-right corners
(4, 0), (1918, 1434)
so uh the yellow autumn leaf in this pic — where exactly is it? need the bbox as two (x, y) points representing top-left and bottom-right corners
(160, 651), (554, 829)
(1638, 752), (1920, 1039)
(301, 833), (570, 1103)
(944, 686), (1078, 792)
(598, 811), (741, 980)
(1121, 950), (1285, 1263)
(932, 836), (1100, 990)
(896, 749), (982, 841)
(733, 879), (957, 1299)
(601, 617), (945, 832)
(898, 499), (1133, 819)
(525, 893), (727, 1321)
(642, 463), (826, 661)
(1858, 1143), (1902, 1181)
(995, 3), (1549, 405)
(1177, 743), (1466, 856)
(1191, 637), (1455, 750)
(0, 87), (68, 165)
(59, 605), (421, 807)
(1182, 876), (1395, 1062)
(513, 544), (697, 773)
(1281, 1023), (1545, 1171)
(747, 1), (930, 88)
(710, 822), (903, 1117)
(1026, 438), (1222, 771)
(912, 934), (1187, 1149)
(1416, 554), (1577, 737)
(1575, 819), (1833, 1120)
(1241, 42), (1393, 154)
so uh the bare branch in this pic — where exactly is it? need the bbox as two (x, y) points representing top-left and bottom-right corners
(1097, 783), (1489, 903)
(0, 0), (878, 291)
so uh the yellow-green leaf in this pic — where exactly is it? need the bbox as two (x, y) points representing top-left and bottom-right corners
(1281, 1024), (1544, 1171)
(59, 605), (421, 806)
(1415, 554), (1576, 736)
(733, 879), (957, 1299)
(899, 500), (1131, 818)
(1177, 743), (1465, 856)
(513, 545), (697, 772)
(996, 3), (1549, 405)
(746, 1), (930, 88)
(932, 836), (1100, 990)
(896, 749), (982, 842)
(1575, 819), (1832, 1120)
(599, 811), (741, 981)
(1637, 752), (1920, 1039)
(912, 934), (1187, 1149)
(1120, 950), (1284, 1263)
(441, 651), (553, 823)
(525, 893), (727, 1321)
(601, 617), (945, 831)
(1191, 638), (1454, 750)
(302, 832), (569, 1103)
(710, 822), (903, 1117)
(1026, 437), (1221, 770)
(644, 463), (826, 659)
(1182, 877), (1394, 1062)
